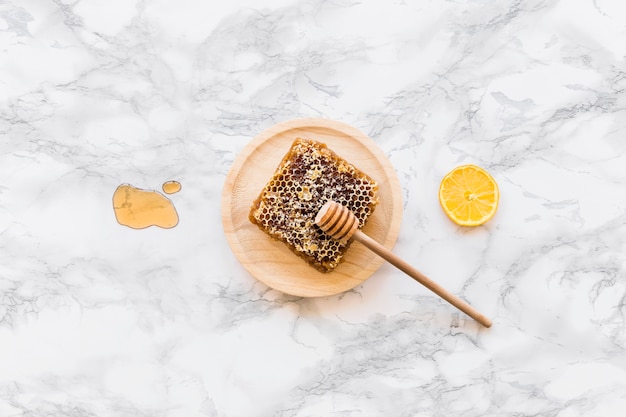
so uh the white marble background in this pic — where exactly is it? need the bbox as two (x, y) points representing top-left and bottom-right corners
(2, 0), (626, 416)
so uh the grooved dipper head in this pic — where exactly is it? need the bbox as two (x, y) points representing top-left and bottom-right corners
(315, 201), (359, 244)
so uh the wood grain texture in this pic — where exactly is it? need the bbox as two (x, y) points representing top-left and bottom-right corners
(221, 118), (403, 297)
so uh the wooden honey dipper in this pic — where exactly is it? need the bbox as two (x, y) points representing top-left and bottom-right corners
(315, 201), (492, 327)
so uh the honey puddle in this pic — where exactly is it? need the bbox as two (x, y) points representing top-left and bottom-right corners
(162, 180), (182, 194)
(113, 182), (181, 229)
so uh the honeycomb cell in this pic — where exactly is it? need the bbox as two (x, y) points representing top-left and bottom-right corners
(248, 138), (379, 273)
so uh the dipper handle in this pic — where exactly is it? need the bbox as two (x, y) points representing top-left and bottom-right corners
(315, 201), (492, 328)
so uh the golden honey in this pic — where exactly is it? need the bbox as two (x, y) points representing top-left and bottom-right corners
(162, 180), (182, 194)
(249, 138), (378, 272)
(113, 183), (179, 229)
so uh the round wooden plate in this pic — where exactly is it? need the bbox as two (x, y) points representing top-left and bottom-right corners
(221, 118), (403, 297)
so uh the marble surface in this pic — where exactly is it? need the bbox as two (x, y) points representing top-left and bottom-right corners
(2, 0), (626, 415)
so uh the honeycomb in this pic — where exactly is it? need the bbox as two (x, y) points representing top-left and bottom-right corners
(249, 138), (379, 272)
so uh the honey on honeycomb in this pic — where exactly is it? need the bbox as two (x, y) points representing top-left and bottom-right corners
(249, 138), (379, 272)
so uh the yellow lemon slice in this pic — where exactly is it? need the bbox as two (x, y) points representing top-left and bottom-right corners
(438, 164), (499, 226)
